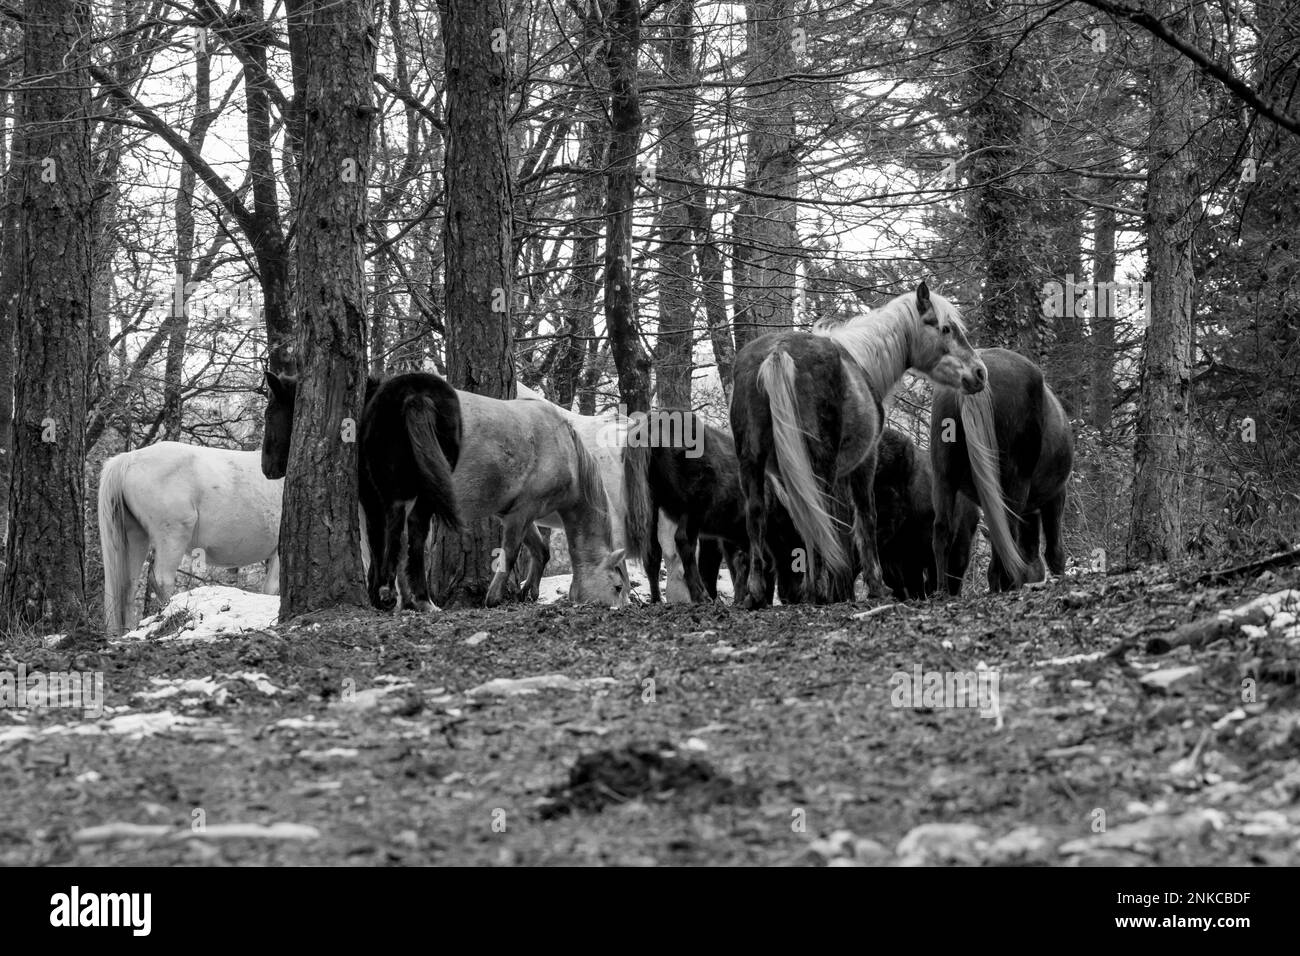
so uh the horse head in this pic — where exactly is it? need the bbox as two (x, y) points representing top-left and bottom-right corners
(908, 281), (986, 395)
(569, 547), (628, 609)
(262, 371), (298, 479)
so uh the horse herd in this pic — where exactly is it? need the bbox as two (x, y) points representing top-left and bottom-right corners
(98, 282), (1074, 635)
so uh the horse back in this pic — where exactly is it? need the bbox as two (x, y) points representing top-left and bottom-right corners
(731, 331), (848, 458)
(115, 442), (281, 560)
(453, 391), (592, 518)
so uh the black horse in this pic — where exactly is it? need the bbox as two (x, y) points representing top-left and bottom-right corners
(262, 371), (462, 611)
(931, 348), (1074, 594)
(873, 429), (977, 599)
(632, 411), (802, 604)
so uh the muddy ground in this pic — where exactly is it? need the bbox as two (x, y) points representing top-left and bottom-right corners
(2, 556), (1298, 867)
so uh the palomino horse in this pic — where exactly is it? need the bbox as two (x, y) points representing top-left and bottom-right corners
(99, 442), (281, 636)
(931, 347), (1074, 593)
(730, 282), (989, 608)
(262, 372), (462, 612)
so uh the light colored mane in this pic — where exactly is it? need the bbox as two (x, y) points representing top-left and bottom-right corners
(813, 289), (965, 397)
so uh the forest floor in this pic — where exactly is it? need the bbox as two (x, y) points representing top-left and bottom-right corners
(2, 556), (1299, 867)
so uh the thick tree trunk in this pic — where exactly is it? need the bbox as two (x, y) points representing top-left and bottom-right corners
(965, 0), (1041, 356)
(651, 0), (697, 409)
(277, 0), (375, 619)
(429, 0), (515, 606)
(2, 0), (93, 628)
(731, 0), (798, 351)
(1129, 0), (1199, 563)
(604, 0), (651, 414)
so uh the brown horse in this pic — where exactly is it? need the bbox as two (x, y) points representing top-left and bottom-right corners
(730, 282), (988, 608)
(931, 347), (1074, 593)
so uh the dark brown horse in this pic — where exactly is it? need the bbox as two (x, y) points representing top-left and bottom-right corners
(629, 411), (800, 603)
(873, 428), (978, 599)
(931, 347), (1074, 594)
(262, 372), (462, 612)
(730, 282), (988, 608)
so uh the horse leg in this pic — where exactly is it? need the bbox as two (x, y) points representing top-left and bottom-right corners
(360, 481), (386, 608)
(377, 502), (406, 610)
(485, 514), (528, 608)
(645, 523), (664, 603)
(518, 524), (549, 602)
(123, 523), (150, 630)
(932, 479), (959, 598)
(150, 525), (192, 612)
(1021, 511), (1046, 584)
(401, 497), (438, 612)
(1041, 491), (1067, 576)
(697, 538), (724, 601)
(740, 467), (772, 610)
(848, 458), (889, 601)
(676, 522), (709, 603)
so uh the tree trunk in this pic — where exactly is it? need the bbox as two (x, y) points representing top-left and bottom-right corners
(731, 0), (798, 351)
(692, 194), (735, 404)
(1129, 1), (1199, 563)
(1050, 205), (1085, 417)
(604, 0), (651, 414)
(277, 0), (375, 619)
(552, 11), (606, 412)
(429, 0), (515, 607)
(2, 0), (93, 629)
(651, 0), (697, 410)
(243, 0), (294, 372)
(1090, 201), (1116, 431)
(0, 34), (17, 547)
(965, 0), (1041, 356)
(163, 35), (212, 438)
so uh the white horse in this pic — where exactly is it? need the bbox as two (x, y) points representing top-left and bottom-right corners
(99, 442), (281, 635)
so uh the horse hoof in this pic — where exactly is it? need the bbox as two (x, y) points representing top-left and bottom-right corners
(741, 593), (767, 611)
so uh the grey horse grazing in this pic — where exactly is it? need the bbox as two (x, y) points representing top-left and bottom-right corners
(450, 390), (628, 608)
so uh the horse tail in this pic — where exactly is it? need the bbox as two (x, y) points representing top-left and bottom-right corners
(98, 453), (134, 636)
(757, 350), (849, 575)
(622, 434), (653, 564)
(402, 393), (462, 533)
(565, 419), (615, 547)
(958, 387), (1029, 585)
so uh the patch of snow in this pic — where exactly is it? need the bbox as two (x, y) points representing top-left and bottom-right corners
(273, 717), (339, 731)
(467, 674), (617, 697)
(116, 585), (279, 643)
(1031, 650), (1107, 668)
(136, 677), (223, 701)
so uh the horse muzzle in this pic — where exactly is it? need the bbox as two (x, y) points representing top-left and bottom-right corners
(960, 364), (988, 395)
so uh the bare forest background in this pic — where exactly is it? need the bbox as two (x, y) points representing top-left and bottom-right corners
(1, 0), (1298, 626)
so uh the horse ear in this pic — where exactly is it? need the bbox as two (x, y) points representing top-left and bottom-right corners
(917, 281), (935, 322)
(605, 548), (626, 569)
